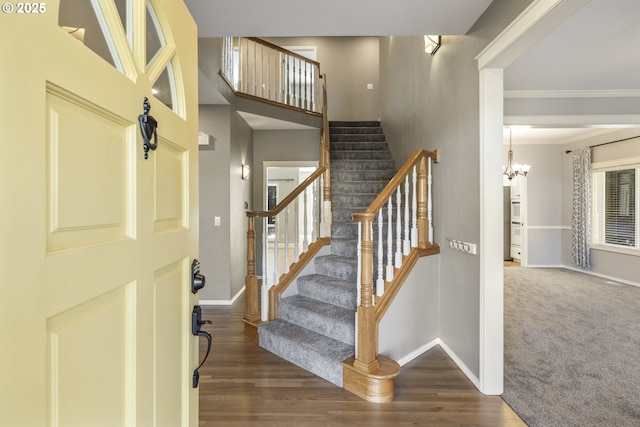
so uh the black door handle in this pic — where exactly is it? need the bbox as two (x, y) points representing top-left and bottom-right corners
(191, 305), (212, 388)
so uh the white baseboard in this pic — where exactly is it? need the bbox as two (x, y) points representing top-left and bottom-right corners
(437, 338), (481, 391)
(199, 286), (246, 306)
(396, 338), (439, 367)
(561, 265), (640, 288)
(525, 264), (565, 268)
(393, 337), (481, 392)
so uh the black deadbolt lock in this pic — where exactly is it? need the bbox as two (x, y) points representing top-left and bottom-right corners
(191, 259), (205, 294)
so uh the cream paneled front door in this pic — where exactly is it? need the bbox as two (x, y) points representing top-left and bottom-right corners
(0, 1), (199, 426)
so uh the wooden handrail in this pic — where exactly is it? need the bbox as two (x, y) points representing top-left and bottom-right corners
(247, 166), (326, 219)
(246, 37), (321, 67)
(358, 149), (439, 217)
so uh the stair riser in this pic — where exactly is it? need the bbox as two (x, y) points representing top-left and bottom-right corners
(331, 134), (386, 143)
(331, 151), (392, 160)
(330, 121), (380, 128)
(315, 256), (358, 282)
(332, 169), (396, 182)
(332, 160), (396, 171)
(333, 181), (388, 194)
(330, 127), (383, 135)
(297, 274), (357, 310)
(330, 239), (358, 258)
(332, 193), (378, 207)
(332, 222), (405, 240)
(279, 298), (355, 346)
(331, 141), (390, 151)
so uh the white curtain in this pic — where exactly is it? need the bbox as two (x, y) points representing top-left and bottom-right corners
(571, 147), (592, 267)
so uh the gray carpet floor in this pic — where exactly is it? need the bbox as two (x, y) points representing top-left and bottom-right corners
(503, 267), (640, 427)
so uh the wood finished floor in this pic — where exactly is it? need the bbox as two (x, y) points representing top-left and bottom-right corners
(198, 295), (525, 427)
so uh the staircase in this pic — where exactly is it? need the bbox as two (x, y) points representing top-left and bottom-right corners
(258, 121), (396, 387)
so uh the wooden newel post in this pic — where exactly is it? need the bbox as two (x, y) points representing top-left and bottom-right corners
(243, 214), (261, 341)
(352, 214), (380, 373)
(417, 156), (428, 249)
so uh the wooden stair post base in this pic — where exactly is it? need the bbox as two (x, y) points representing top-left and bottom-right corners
(242, 316), (261, 344)
(341, 356), (401, 403)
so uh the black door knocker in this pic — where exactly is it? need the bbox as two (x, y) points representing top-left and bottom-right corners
(138, 97), (158, 159)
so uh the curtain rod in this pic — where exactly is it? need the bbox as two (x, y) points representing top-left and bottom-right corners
(565, 135), (640, 154)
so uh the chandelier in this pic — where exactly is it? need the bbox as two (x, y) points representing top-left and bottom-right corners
(504, 127), (531, 180)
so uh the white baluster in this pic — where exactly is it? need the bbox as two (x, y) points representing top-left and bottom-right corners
(244, 38), (249, 93)
(386, 197), (394, 282)
(294, 196), (300, 261)
(304, 62), (308, 110)
(261, 217), (268, 321)
(395, 186), (403, 267)
(312, 178), (318, 241)
(377, 210), (385, 297)
(252, 40), (257, 96)
(301, 187), (308, 252)
(428, 157), (433, 244)
(298, 58), (302, 108)
(404, 175), (410, 254)
(356, 222), (362, 307)
(284, 207), (290, 273)
(260, 42), (264, 98)
(273, 216), (279, 285)
(411, 165), (418, 247)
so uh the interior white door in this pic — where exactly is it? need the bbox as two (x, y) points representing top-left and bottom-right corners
(0, 1), (199, 426)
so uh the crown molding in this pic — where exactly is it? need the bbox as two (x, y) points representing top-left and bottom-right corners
(504, 89), (640, 99)
(505, 114), (640, 127)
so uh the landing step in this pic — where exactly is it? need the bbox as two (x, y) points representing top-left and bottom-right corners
(258, 319), (355, 387)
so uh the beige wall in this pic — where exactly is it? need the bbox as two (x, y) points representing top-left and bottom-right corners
(266, 37), (380, 121)
(378, 0), (533, 378)
(198, 105), (253, 301)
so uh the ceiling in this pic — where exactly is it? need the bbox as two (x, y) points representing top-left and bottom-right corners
(185, 0), (640, 142)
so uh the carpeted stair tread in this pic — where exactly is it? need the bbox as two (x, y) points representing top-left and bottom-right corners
(297, 273), (357, 309)
(280, 295), (355, 345)
(258, 319), (355, 387)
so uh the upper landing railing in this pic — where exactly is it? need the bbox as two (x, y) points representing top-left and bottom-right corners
(221, 37), (324, 115)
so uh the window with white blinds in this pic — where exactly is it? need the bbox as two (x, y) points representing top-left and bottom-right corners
(592, 166), (639, 249)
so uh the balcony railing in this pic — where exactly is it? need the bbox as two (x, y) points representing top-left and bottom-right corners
(222, 37), (323, 115)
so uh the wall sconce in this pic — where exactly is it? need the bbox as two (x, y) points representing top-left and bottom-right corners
(424, 35), (441, 55)
(241, 164), (250, 180)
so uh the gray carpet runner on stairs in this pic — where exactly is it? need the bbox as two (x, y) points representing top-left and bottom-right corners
(258, 121), (396, 387)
